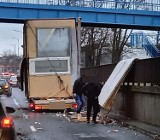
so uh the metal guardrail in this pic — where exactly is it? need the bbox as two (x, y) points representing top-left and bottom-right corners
(0, 0), (160, 12)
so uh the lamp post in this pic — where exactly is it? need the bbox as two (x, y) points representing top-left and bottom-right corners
(13, 30), (22, 57)
(10, 44), (16, 55)
(13, 30), (21, 33)
(12, 37), (19, 57)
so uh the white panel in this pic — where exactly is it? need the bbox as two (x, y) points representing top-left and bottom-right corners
(99, 58), (137, 110)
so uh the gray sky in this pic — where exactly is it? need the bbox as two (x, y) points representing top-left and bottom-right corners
(0, 23), (23, 55)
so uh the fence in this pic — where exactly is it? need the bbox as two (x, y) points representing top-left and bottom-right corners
(81, 57), (160, 85)
(0, 0), (160, 12)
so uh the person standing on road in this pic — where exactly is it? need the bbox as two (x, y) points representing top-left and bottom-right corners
(73, 76), (86, 121)
(83, 83), (102, 124)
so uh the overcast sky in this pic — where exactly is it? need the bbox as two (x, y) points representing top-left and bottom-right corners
(0, 23), (23, 55)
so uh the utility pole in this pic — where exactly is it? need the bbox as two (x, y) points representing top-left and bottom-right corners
(13, 30), (22, 57)
(10, 44), (16, 55)
(12, 37), (19, 57)
(77, 17), (82, 77)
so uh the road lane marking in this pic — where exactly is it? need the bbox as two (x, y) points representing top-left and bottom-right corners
(1, 96), (6, 99)
(22, 113), (28, 119)
(64, 116), (71, 122)
(30, 126), (37, 132)
(13, 99), (20, 108)
(74, 133), (108, 138)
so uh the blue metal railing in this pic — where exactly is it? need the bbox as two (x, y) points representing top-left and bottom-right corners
(130, 32), (160, 57)
(0, 0), (160, 12)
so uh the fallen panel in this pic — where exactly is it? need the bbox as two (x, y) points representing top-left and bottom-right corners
(99, 58), (137, 110)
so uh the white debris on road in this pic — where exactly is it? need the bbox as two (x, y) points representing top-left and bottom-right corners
(30, 126), (36, 132)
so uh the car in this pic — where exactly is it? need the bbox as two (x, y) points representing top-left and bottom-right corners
(0, 79), (12, 97)
(0, 100), (17, 140)
(0, 72), (11, 80)
(0, 75), (10, 82)
(9, 76), (18, 87)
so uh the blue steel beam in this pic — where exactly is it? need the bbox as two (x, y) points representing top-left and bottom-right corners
(0, 2), (160, 29)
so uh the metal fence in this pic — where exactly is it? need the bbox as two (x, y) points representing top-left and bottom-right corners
(0, 0), (160, 12)
(81, 57), (160, 85)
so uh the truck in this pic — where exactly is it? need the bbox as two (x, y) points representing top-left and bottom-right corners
(19, 18), (81, 111)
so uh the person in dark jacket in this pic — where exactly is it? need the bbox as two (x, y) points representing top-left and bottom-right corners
(83, 83), (102, 124)
(73, 76), (86, 120)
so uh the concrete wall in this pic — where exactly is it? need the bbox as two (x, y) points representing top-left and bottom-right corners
(108, 86), (160, 127)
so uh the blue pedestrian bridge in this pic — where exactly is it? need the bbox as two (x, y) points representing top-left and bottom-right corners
(130, 32), (160, 57)
(0, 0), (160, 30)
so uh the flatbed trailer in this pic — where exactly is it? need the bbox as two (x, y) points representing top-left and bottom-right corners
(29, 98), (77, 111)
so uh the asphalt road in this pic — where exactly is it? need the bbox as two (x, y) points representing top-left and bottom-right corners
(0, 87), (156, 140)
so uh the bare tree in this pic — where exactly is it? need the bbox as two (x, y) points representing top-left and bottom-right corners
(81, 26), (132, 66)
(0, 50), (21, 68)
(81, 27), (112, 67)
(111, 28), (132, 63)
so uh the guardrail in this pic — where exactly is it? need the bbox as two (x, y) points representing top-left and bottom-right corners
(0, 0), (160, 12)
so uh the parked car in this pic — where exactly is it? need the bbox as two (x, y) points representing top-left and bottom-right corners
(0, 100), (17, 140)
(0, 79), (12, 97)
(9, 76), (18, 87)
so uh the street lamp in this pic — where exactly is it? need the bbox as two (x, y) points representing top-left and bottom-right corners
(12, 37), (19, 57)
(13, 30), (22, 57)
(13, 30), (21, 33)
(10, 44), (16, 55)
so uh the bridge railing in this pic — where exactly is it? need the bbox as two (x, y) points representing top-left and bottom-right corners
(143, 34), (160, 57)
(0, 0), (160, 12)
(130, 32), (160, 57)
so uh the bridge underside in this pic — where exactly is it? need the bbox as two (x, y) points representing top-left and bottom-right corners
(0, 2), (160, 30)
(83, 23), (160, 30)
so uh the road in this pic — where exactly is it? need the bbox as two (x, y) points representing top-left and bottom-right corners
(0, 87), (156, 140)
